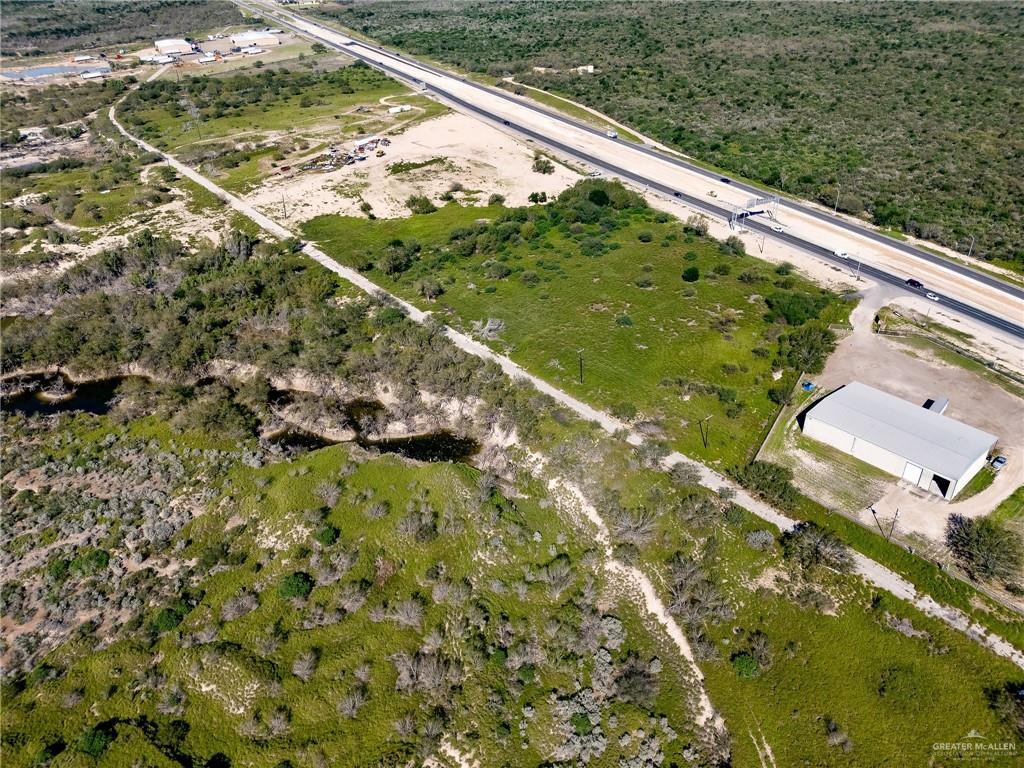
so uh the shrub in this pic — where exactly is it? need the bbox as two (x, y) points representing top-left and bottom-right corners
(732, 461), (799, 510)
(778, 323), (836, 374)
(683, 214), (709, 236)
(682, 266), (700, 282)
(77, 726), (114, 758)
(781, 522), (853, 575)
(637, 230), (653, 242)
(946, 515), (1023, 582)
(151, 604), (187, 633)
(415, 277), (444, 299)
(719, 235), (746, 256)
(279, 572), (315, 599)
(532, 153), (554, 174)
(315, 525), (339, 547)
(731, 651), (759, 679)
(405, 195), (437, 214)
(488, 193), (505, 205)
(768, 384), (792, 406)
(766, 291), (827, 325)
(745, 529), (776, 551)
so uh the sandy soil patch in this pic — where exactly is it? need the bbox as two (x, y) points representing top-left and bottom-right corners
(246, 111), (578, 224)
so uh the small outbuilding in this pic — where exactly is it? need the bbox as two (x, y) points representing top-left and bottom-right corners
(155, 38), (192, 56)
(230, 31), (281, 47)
(802, 381), (996, 500)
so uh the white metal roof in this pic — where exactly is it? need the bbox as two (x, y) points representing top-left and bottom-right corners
(231, 31), (277, 42)
(806, 381), (996, 480)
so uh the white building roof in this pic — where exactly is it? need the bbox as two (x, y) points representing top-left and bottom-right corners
(806, 381), (996, 480)
(156, 38), (190, 49)
(231, 31), (277, 43)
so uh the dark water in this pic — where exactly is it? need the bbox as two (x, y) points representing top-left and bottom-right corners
(269, 427), (337, 452)
(269, 425), (480, 463)
(4, 374), (480, 463)
(2, 374), (128, 417)
(358, 431), (480, 463)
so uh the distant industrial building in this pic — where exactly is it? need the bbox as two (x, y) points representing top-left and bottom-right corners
(802, 381), (996, 500)
(230, 30), (281, 47)
(155, 39), (192, 56)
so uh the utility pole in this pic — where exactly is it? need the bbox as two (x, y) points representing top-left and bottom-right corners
(966, 234), (975, 259)
(833, 183), (841, 215)
(281, 192), (288, 218)
(888, 508), (899, 541)
(577, 349), (584, 385)
(697, 415), (712, 450)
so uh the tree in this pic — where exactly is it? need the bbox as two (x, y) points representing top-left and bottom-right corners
(946, 515), (1023, 582)
(781, 522), (852, 575)
(682, 266), (700, 282)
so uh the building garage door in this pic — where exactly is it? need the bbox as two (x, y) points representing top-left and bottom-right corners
(902, 462), (923, 485)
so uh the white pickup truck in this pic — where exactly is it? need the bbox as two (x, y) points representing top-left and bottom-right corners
(605, 130), (618, 139)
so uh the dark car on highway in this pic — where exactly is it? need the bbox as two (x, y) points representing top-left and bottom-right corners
(905, 278), (924, 289)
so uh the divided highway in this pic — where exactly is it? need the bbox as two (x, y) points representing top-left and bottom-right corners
(237, 0), (1024, 339)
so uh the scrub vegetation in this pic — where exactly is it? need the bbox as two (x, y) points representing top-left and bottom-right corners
(4, 41), (1024, 768)
(118, 62), (440, 193)
(318, 0), (1024, 270)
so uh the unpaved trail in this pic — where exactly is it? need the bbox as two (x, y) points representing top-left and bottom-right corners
(108, 99), (1024, 672)
(545, 475), (724, 734)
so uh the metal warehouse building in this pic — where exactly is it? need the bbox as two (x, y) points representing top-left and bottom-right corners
(230, 31), (281, 47)
(802, 382), (996, 500)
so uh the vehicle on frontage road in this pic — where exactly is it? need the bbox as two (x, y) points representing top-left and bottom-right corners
(834, 250), (849, 259)
(906, 278), (924, 289)
(926, 292), (940, 302)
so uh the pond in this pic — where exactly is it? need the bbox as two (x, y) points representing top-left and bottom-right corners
(3, 374), (481, 463)
(1, 64), (111, 80)
(2, 374), (130, 417)
(357, 431), (481, 463)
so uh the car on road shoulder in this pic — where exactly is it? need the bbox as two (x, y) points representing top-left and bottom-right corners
(991, 455), (1008, 471)
(771, 224), (784, 233)
(834, 250), (849, 259)
(926, 292), (940, 302)
(905, 278), (924, 289)
(587, 170), (602, 177)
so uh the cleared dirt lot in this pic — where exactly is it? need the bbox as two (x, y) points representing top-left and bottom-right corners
(773, 284), (1024, 544)
(245, 111), (578, 223)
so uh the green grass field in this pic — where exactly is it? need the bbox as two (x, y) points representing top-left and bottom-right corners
(304, 189), (847, 467)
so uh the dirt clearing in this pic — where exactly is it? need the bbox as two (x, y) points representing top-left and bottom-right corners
(245, 112), (578, 223)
